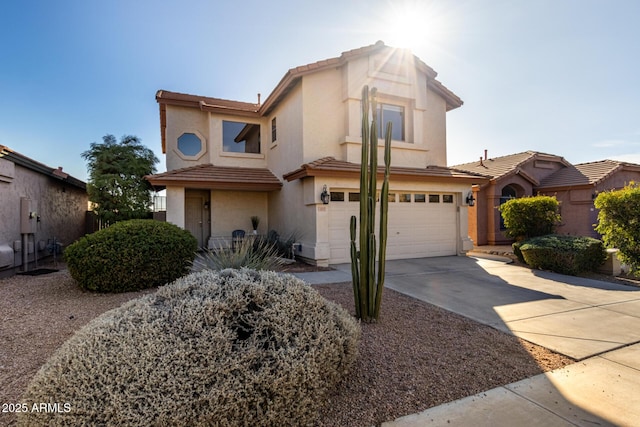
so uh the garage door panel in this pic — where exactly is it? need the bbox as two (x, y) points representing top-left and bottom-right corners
(328, 190), (459, 264)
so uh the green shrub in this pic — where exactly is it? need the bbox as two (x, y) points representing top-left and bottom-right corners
(192, 235), (285, 271)
(512, 240), (526, 264)
(595, 182), (640, 274)
(64, 219), (197, 292)
(518, 234), (606, 275)
(499, 196), (561, 239)
(18, 269), (360, 427)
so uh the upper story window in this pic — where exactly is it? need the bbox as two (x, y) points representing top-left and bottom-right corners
(271, 117), (277, 143)
(176, 131), (206, 160)
(378, 104), (405, 142)
(223, 120), (260, 154)
(177, 133), (202, 157)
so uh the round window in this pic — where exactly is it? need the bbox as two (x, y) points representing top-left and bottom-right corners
(177, 133), (202, 157)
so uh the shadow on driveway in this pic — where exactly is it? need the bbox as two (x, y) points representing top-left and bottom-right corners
(333, 256), (640, 360)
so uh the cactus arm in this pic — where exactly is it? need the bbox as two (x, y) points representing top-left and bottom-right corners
(374, 121), (392, 319)
(369, 87), (378, 243)
(349, 215), (361, 319)
(358, 86), (370, 319)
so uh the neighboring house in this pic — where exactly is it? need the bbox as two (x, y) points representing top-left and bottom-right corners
(0, 145), (87, 275)
(538, 159), (640, 238)
(453, 151), (640, 245)
(146, 41), (487, 266)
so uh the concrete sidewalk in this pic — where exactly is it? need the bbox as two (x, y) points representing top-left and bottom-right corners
(382, 343), (640, 426)
(293, 255), (640, 426)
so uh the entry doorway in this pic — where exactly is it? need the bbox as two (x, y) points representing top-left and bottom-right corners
(185, 190), (210, 247)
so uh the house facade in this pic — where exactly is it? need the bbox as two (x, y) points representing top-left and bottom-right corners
(147, 42), (487, 266)
(0, 145), (87, 275)
(453, 151), (640, 245)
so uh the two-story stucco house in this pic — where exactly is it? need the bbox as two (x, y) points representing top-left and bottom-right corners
(146, 41), (487, 266)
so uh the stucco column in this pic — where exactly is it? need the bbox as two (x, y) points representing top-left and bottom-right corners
(306, 179), (330, 266)
(165, 186), (185, 228)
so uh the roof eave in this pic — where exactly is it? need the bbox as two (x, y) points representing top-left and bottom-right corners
(284, 164), (488, 185)
(0, 146), (86, 190)
(145, 176), (282, 192)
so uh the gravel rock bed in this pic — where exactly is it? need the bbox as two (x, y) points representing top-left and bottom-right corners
(314, 283), (574, 426)
(0, 268), (573, 426)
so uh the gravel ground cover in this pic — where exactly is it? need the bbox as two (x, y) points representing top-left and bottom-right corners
(0, 266), (573, 426)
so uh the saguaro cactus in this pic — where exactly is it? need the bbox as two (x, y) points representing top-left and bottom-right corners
(350, 85), (392, 322)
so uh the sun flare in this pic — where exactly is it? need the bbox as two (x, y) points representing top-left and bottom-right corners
(383, 0), (452, 53)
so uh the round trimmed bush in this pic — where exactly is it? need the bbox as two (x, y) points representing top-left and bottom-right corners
(518, 234), (606, 275)
(18, 269), (360, 426)
(64, 219), (197, 292)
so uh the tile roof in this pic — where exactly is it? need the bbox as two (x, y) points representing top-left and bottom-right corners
(451, 151), (568, 181)
(145, 163), (282, 191)
(539, 159), (640, 188)
(284, 157), (488, 184)
(0, 145), (86, 190)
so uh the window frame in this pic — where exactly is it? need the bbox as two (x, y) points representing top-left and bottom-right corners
(377, 103), (405, 142)
(175, 131), (206, 160)
(271, 117), (277, 143)
(222, 120), (261, 154)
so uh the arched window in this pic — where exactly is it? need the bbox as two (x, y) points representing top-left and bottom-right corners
(501, 185), (518, 200)
(500, 185), (519, 230)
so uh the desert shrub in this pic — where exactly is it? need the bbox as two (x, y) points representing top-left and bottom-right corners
(18, 269), (360, 427)
(266, 229), (299, 259)
(595, 182), (640, 274)
(64, 219), (197, 292)
(518, 234), (606, 275)
(498, 196), (561, 239)
(192, 235), (285, 271)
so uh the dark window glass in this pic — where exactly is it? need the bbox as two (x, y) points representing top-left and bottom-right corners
(271, 117), (277, 142)
(414, 194), (426, 203)
(348, 192), (360, 202)
(443, 195), (454, 203)
(223, 121), (260, 153)
(330, 192), (344, 202)
(429, 194), (440, 203)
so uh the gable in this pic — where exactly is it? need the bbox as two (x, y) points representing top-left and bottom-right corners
(452, 151), (569, 185)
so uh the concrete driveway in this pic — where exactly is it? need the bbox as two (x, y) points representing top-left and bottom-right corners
(296, 256), (640, 425)
(326, 256), (640, 360)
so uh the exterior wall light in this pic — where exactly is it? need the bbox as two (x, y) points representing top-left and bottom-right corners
(466, 192), (476, 207)
(320, 184), (330, 204)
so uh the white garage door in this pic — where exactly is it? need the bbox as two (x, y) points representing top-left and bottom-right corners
(328, 190), (458, 263)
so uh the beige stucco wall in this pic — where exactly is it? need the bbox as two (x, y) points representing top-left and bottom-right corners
(165, 105), (210, 171)
(266, 84), (304, 178)
(165, 186), (185, 227)
(210, 191), (268, 237)
(0, 158), (87, 271)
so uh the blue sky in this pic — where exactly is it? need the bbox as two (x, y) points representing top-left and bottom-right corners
(2, 0), (639, 182)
